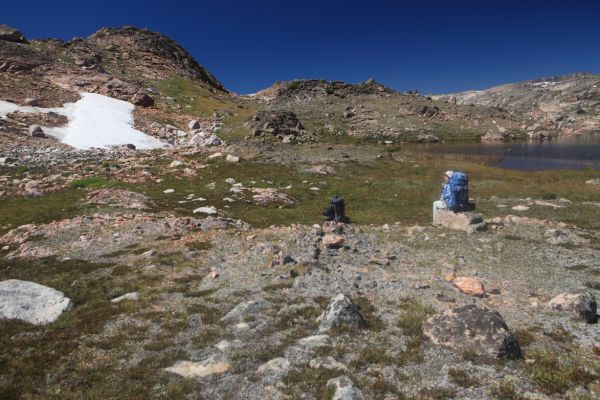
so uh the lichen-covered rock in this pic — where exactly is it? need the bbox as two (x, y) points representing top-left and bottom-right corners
(326, 376), (363, 400)
(423, 304), (522, 359)
(247, 110), (312, 142)
(433, 209), (487, 234)
(547, 289), (598, 323)
(165, 354), (230, 378)
(318, 293), (366, 332)
(0, 279), (71, 325)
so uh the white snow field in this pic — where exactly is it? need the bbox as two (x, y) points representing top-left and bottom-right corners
(0, 92), (166, 150)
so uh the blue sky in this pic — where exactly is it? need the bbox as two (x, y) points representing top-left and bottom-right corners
(4, 0), (600, 94)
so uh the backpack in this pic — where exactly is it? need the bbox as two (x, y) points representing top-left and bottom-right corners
(322, 196), (349, 223)
(447, 171), (469, 211)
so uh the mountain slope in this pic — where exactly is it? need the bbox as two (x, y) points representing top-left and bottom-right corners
(433, 73), (600, 135)
(248, 79), (530, 142)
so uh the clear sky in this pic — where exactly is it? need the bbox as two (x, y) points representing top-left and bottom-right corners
(4, 0), (600, 94)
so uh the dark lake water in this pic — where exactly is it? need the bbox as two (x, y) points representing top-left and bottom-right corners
(407, 134), (600, 170)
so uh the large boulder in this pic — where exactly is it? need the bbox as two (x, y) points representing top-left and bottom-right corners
(433, 209), (487, 234)
(318, 293), (366, 332)
(0, 25), (29, 44)
(247, 110), (311, 142)
(423, 304), (522, 359)
(547, 289), (598, 323)
(0, 279), (71, 325)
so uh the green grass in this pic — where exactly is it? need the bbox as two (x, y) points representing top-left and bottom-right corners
(0, 256), (160, 398)
(2, 149), (599, 235)
(69, 177), (119, 189)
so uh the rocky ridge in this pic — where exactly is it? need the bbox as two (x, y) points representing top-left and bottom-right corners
(433, 73), (600, 136)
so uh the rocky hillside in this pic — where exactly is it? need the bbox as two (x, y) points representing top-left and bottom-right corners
(0, 24), (224, 105)
(249, 79), (531, 142)
(433, 73), (600, 136)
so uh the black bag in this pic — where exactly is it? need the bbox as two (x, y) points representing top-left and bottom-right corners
(322, 196), (349, 223)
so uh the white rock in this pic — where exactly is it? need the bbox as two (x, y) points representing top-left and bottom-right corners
(309, 356), (348, 371)
(257, 357), (290, 374)
(297, 334), (330, 347)
(208, 152), (222, 159)
(165, 355), (230, 378)
(225, 178), (236, 184)
(169, 160), (185, 168)
(226, 154), (240, 163)
(111, 292), (139, 303)
(163, 188), (175, 194)
(0, 279), (71, 325)
(512, 205), (529, 211)
(188, 120), (201, 130)
(193, 206), (217, 215)
(327, 376), (363, 400)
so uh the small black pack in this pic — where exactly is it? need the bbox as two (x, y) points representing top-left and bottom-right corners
(322, 196), (349, 223)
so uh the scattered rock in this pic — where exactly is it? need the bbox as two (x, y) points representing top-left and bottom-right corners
(433, 210), (487, 234)
(326, 376), (363, 400)
(251, 188), (295, 206)
(303, 165), (336, 175)
(163, 188), (175, 194)
(547, 289), (598, 323)
(189, 120), (201, 130)
(318, 293), (366, 332)
(322, 234), (345, 248)
(257, 357), (291, 374)
(297, 334), (330, 347)
(423, 304), (522, 359)
(111, 292), (139, 303)
(86, 189), (152, 210)
(0, 279), (71, 325)
(221, 300), (269, 323)
(512, 205), (530, 211)
(189, 131), (222, 146)
(142, 249), (157, 257)
(165, 354), (230, 378)
(452, 276), (486, 297)
(169, 160), (185, 168)
(226, 154), (240, 163)
(585, 178), (600, 186)
(309, 356), (348, 371)
(193, 206), (217, 215)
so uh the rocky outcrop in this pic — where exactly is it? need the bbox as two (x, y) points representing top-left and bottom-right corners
(0, 25), (28, 44)
(318, 293), (366, 332)
(547, 289), (598, 323)
(0, 279), (71, 325)
(88, 26), (226, 91)
(247, 111), (311, 143)
(434, 73), (600, 135)
(423, 304), (522, 359)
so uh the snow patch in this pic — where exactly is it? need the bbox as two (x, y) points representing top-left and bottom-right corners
(0, 93), (166, 150)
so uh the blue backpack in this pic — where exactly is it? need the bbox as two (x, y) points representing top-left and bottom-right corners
(447, 171), (469, 211)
